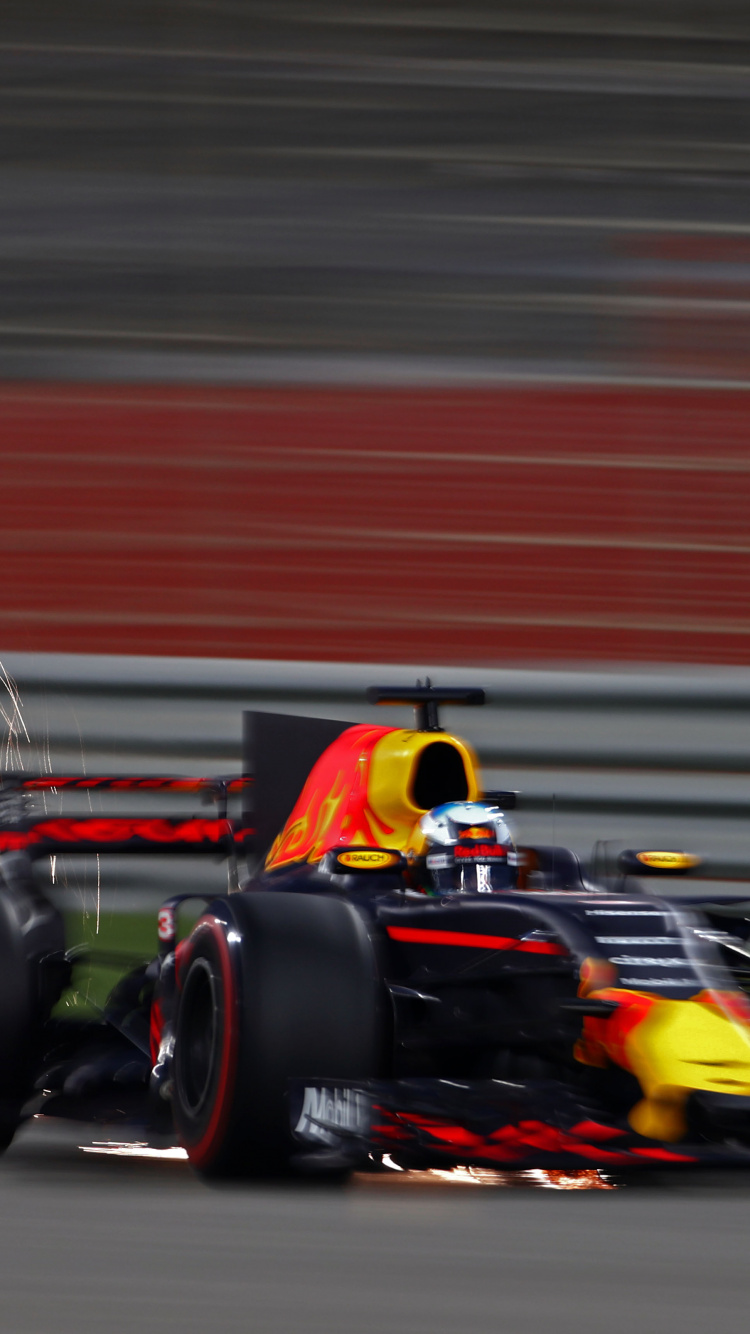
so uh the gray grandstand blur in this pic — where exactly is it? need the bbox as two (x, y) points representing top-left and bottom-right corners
(5, 653), (750, 913)
(3, 0), (750, 383)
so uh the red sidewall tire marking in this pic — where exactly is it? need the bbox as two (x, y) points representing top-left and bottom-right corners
(179, 917), (240, 1170)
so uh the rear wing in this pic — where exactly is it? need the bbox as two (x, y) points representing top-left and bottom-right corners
(0, 708), (350, 865)
(0, 775), (253, 859)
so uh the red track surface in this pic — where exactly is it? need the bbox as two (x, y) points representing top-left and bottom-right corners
(1, 382), (749, 665)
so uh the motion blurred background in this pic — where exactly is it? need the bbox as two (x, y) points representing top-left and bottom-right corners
(4, 0), (750, 666)
(2, 0), (750, 899)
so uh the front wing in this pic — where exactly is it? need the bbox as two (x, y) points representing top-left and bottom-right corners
(290, 1078), (750, 1171)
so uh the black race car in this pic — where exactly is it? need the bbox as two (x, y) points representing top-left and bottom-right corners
(2, 682), (750, 1178)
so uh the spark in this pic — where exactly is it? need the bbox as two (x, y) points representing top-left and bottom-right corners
(68, 709), (95, 931)
(381, 1153), (404, 1171)
(365, 1165), (616, 1189)
(520, 1168), (615, 1190)
(72, 708), (87, 777)
(50, 855), (56, 885)
(0, 661), (30, 771)
(79, 1141), (189, 1160)
(95, 853), (101, 934)
(38, 709), (52, 813)
(428, 1166), (484, 1184)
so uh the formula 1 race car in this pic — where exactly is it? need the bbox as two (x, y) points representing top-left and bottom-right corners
(2, 681), (750, 1178)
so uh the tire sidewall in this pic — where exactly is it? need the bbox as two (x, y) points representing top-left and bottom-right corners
(173, 893), (385, 1177)
(173, 912), (240, 1171)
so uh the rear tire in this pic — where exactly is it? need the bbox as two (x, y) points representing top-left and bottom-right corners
(0, 857), (66, 1149)
(173, 892), (386, 1178)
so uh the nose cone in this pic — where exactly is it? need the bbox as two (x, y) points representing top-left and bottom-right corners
(581, 988), (750, 1142)
(629, 992), (750, 1097)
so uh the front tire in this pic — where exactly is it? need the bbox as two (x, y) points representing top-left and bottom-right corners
(173, 892), (386, 1178)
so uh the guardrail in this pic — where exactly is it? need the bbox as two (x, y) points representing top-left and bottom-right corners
(2, 652), (750, 889)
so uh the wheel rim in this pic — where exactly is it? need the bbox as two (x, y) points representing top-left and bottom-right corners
(178, 957), (220, 1117)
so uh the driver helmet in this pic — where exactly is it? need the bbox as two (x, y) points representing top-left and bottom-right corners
(415, 800), (517, 894)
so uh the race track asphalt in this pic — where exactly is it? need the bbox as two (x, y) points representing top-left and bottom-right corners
(0, 1119), (748, 1333)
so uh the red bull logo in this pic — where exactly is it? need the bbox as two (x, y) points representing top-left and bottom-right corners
(455, 842), (507, 860)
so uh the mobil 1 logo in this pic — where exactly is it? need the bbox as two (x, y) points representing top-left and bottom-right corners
(293, 1085), (370, 1147)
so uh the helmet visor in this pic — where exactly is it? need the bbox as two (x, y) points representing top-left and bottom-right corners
(426, 838), (515, 893)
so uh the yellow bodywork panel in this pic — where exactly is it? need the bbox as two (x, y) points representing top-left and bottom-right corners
(578, 985), (750, 1142)
(266, 723), (480, 870)
(366, 729), (480, 852)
